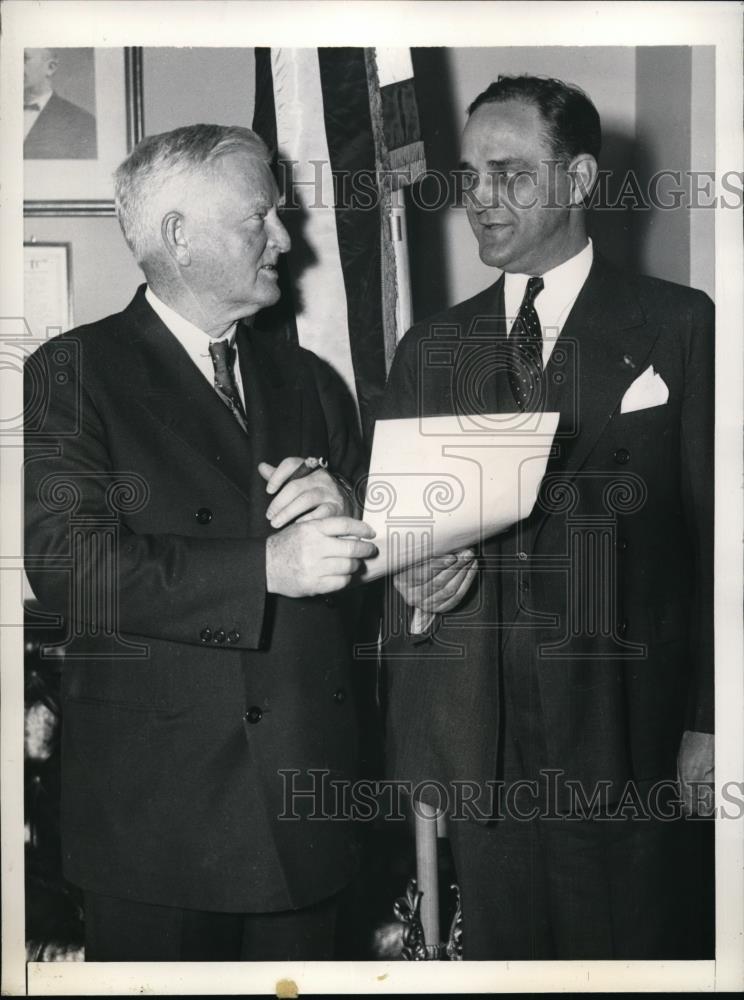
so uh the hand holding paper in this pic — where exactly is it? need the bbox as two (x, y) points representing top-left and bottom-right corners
(395, 547), (477, 609)
(361, 411), (560, 581)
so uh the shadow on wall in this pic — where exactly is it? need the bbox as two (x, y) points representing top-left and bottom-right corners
(408, 49), (647, 321)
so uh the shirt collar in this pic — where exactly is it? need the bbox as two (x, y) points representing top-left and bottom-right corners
(145, 286), (236, 358)
(504, 238), (594, 316)
(26, 88), (53, 113)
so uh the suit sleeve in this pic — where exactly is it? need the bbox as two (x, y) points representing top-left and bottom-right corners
(679, 292), (715, 733)
(377, 328), (421, 423)
(304, 350), (368, 495)
(373, 328), (443, 644)
(24, 343), (269, 650)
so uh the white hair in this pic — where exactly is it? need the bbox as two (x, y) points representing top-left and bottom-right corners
(113, 124), (271, 269)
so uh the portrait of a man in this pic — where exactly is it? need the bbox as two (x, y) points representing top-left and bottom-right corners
(24, 47), (97, 160)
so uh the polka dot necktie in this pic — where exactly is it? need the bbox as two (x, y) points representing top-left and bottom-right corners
(508, 275), (545, 411)
(208, 339), (249, 434)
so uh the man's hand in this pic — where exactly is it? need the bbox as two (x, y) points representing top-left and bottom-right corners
(259, 458), (352, 528)
(393, 548), (477, 614)
(266, 516), (376, 597)
(677, 729), (715, 817)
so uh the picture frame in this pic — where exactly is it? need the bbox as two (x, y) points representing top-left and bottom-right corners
(23, 47), (143, 216)
(23, 242), (73, 336)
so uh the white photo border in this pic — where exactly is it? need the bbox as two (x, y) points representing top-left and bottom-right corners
(1, 1), (742, 995)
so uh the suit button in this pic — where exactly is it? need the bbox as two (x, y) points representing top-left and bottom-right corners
(616, 538), (629, 551)
(195, 507), (213, 525)
(227, 630), (240, 644)
(519, 579), (530, 593)
(199, 628), (212, 643)
(517, 551), (528, 561)
(613, 448), (630, 465)
(333, 687), (346, 704)
(213, 629), (226, 644)
(618, 618), (629, 636)
(245, 706), (263, 724)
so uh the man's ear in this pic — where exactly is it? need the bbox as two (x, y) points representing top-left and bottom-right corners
(567, 154), (599, 206)
(162, 212), (191, 266)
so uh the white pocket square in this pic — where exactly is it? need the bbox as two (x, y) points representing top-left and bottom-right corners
(620, 365), (669, 414)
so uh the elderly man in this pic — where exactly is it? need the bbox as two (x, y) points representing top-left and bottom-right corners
(24, 125), (376, 961)
(24, 48), (97, 159)
(381, 76), (714, 959)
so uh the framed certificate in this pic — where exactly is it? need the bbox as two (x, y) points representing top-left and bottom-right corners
(23, 242), (73, 338)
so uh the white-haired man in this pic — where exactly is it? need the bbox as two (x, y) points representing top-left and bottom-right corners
(24, 124), (376, 961)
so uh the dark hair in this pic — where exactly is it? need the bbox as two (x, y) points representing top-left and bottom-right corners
(467, 75), (602, 161)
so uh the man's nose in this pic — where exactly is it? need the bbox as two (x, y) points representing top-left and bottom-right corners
(472, 175), (502, 212)
(269, 211), (291, 254)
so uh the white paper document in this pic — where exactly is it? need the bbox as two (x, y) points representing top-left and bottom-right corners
(360, 411), (560, 581)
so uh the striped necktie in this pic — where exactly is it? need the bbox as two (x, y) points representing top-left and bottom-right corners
(208, 339), (249, 433)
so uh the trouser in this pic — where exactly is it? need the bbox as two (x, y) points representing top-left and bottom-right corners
(83, 890), (339, 961)
(444, 613), (715, 960)
(446, 806), (714, 960)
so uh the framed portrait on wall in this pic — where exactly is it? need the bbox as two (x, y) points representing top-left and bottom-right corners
(23, 47), (143, 216)
(23, 242), (73, 337)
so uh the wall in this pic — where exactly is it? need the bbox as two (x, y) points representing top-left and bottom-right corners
(142, 47), (255, 134)
(23, 46), (715, 331)
(24, 48), (257, 329)
(689, 46), (716, 300)
(635, 48), (692, 289)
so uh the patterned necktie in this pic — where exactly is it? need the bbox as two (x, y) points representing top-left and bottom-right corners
(508, 275), (545, 411)
(208, 339), (249, 434)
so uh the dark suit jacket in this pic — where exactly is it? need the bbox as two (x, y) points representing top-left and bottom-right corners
(24, 92), (97, 159)
(24, 287), (365, 912)
(380, 255), (714, 809)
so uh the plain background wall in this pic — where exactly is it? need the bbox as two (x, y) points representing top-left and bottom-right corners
(142, 47), (255, 134)
(24, 46), (715, 332)
(635, 48), (693, 289)
(689, 46), (716, 299)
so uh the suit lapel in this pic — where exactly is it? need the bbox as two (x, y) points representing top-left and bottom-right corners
(125, 289), (294, 505)
(528, 255), (660, 545)
(236, 321), (302, 473)
(451, 276), (511, 417)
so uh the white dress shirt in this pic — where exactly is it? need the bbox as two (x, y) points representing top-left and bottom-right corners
(503, 238), (594, 367)
(410, 239), (594, 635)
(24, 88), (52, 139)
(145, 286), (245, 407)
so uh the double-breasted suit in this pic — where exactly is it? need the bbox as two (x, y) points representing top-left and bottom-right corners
(24, 287), (365, 913)
(380, 253), (714, 811)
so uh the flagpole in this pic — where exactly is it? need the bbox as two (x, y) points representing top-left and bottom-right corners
(390, 191), (413, 342)
(389, 188), (443, 952)
(414, 799), (440, 952)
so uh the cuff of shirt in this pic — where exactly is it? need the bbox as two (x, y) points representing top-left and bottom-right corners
(410, 607), (437, 635)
